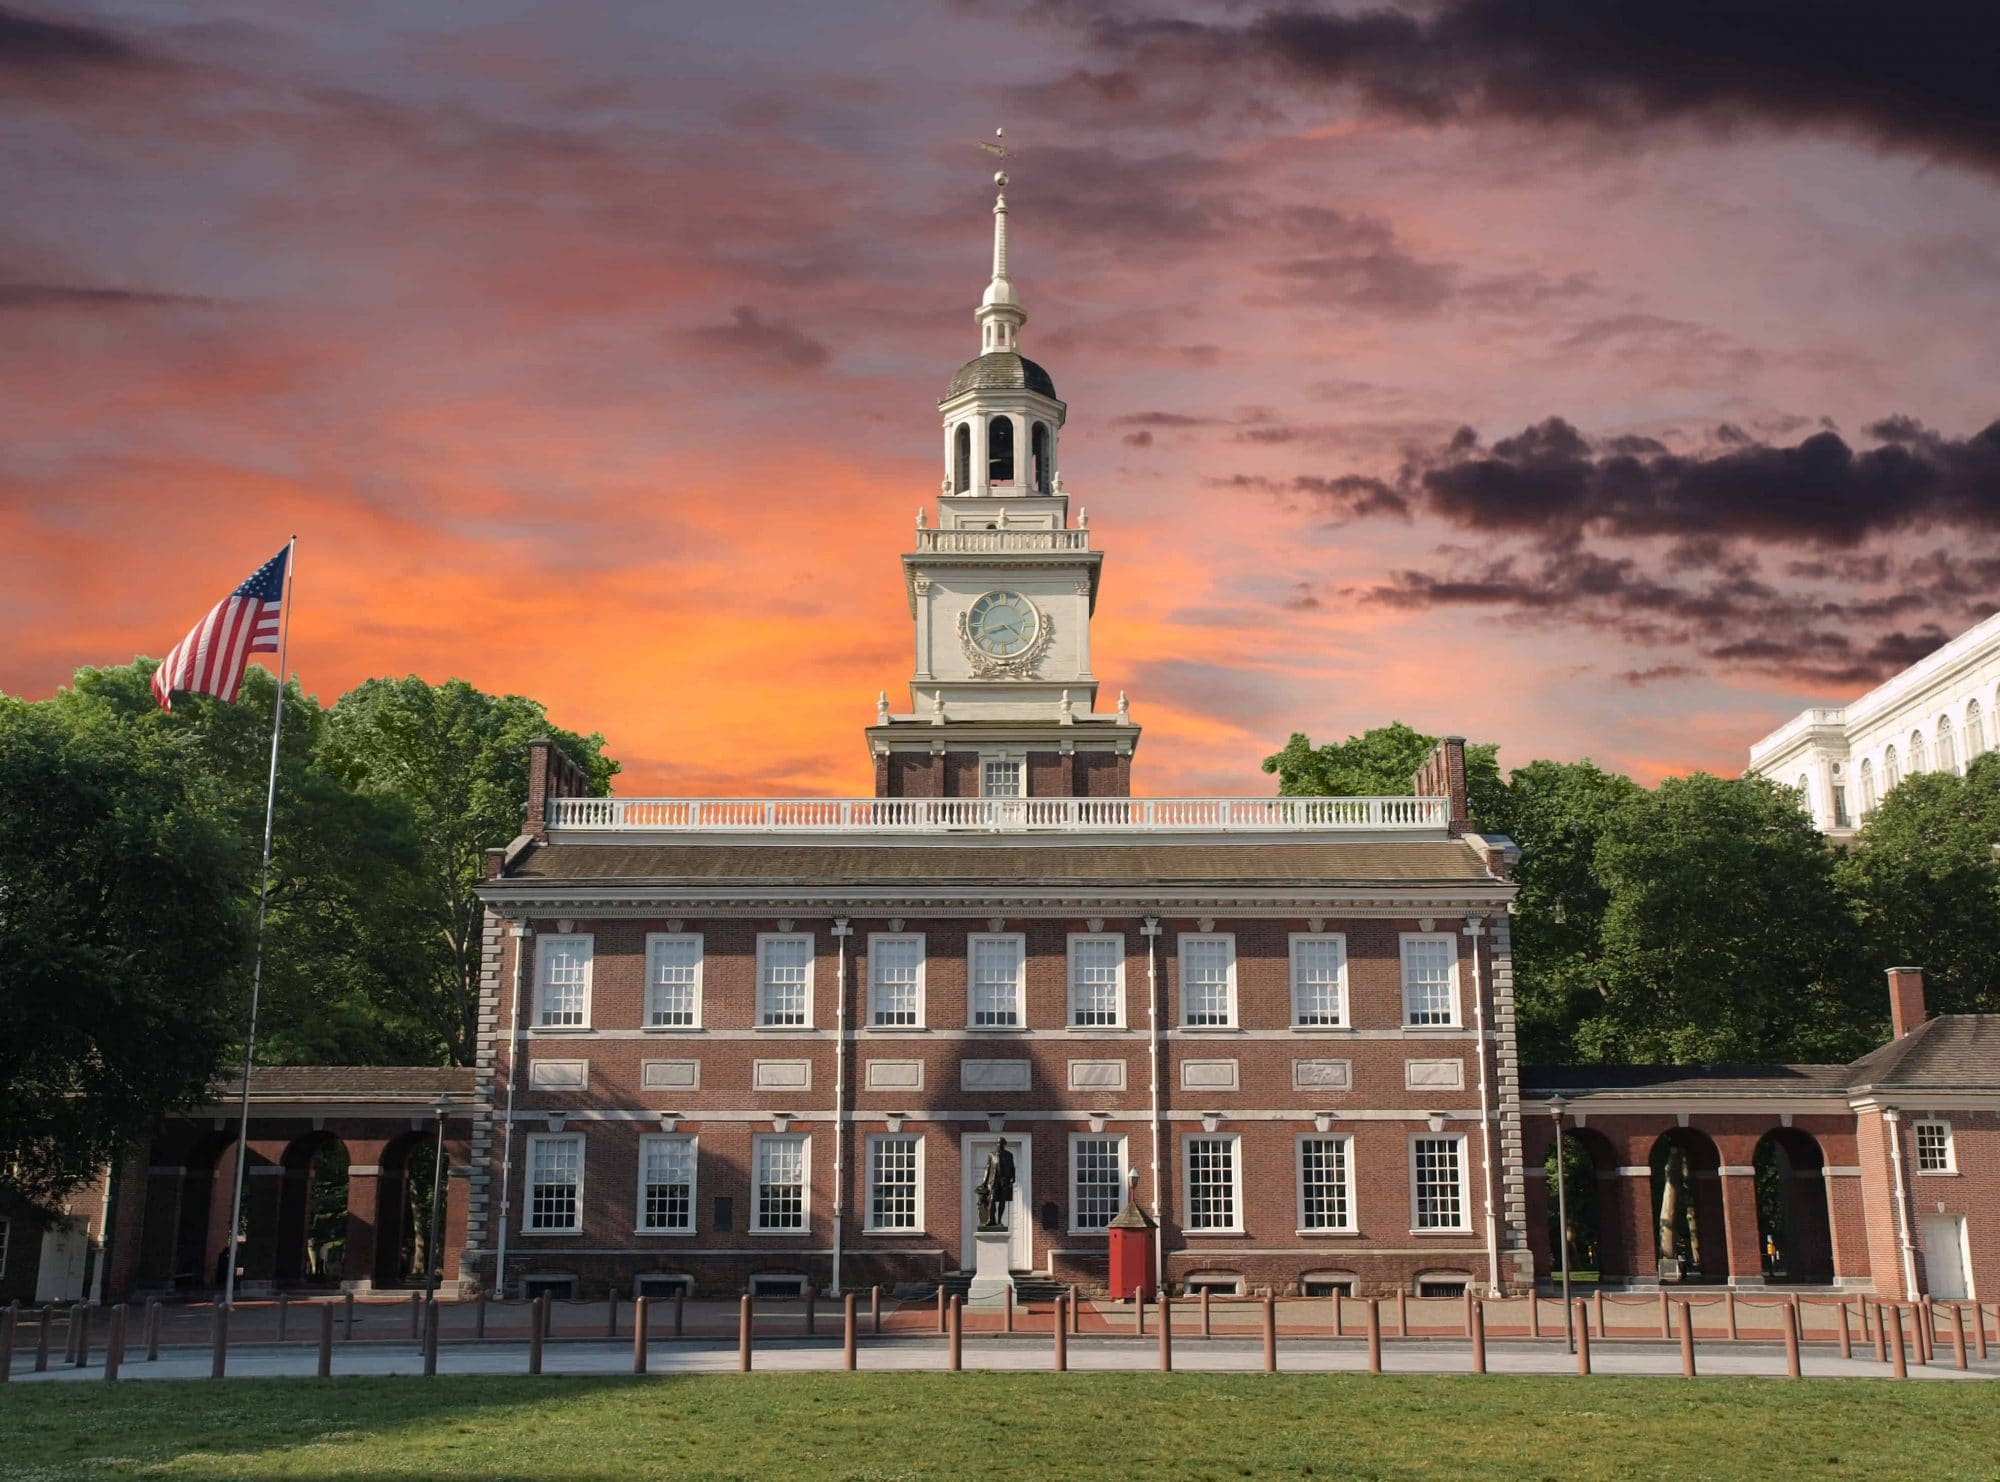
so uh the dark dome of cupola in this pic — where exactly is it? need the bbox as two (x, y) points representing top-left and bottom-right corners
(944, 350), (1056, 402)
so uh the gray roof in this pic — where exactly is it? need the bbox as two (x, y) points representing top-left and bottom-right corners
(214, 1066), (476, 1100)
(510, 839), (1497, 885)
(1523, 1064), (1850, 1097)
(1846, 1015), (2000, 1090)
(945, 351), (1056, 401)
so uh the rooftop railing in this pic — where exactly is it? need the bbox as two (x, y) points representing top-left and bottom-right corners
(912, 528), (1091, 553)
(545, 795), (1451, 834)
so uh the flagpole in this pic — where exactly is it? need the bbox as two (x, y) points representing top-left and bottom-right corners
(222, 535), (297, 1309)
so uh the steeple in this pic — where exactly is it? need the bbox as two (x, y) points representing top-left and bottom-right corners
(976, 168), (1025, 356)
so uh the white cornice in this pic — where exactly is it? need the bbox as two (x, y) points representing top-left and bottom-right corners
(475, 883), (1514, 915)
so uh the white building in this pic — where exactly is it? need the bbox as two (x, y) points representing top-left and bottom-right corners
(1748, 611), (2000, 837)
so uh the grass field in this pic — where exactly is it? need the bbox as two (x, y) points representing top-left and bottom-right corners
(3, 1373), (1996, 1481)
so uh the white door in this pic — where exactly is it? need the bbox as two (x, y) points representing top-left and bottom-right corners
(1920, 1215), (1973, 1300)
(960, 1134), (1033, 1271)
(35, 1217), (89, 1302)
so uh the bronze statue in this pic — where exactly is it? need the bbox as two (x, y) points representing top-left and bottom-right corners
(975, 1141), (1016, 1231)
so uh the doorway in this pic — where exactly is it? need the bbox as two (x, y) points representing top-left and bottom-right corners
(960, 1133), (1033, 1270)
(35, 1217), (89, 1302)
(1920, 1215), (1974, 1300)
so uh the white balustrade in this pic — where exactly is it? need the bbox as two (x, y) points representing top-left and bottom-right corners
(913, 529), (1090, 553)
(545, 795), (1450, 834)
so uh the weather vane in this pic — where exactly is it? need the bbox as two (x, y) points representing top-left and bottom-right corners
(977, 126), (1015, 161)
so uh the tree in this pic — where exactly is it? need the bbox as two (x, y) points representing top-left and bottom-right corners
(0, 695), (248, 1210)
(319, 677), (618, 1064)
(1836, 754), (2000, 1016)
(1261, 721), (1506, 823)
(1582, 773), (1875, 1064)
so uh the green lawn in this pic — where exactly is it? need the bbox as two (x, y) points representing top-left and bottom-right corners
(3, 1374), (1995, 1481)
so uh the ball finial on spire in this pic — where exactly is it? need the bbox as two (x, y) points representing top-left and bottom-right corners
(995, 171), (1007, 188)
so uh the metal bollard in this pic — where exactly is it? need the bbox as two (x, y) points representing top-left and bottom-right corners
(1070, 1285), (1082, 1335)
(72, 1303), (91, 1368)
(1915, 1302), (1931, 1365)
(1890, 1304), (1908, 1379)
(1658, 1288), (1671, 1340)
(1465, 1288), (1476, 1339)
(35, 1305), (53, 1371)
(1397, 1287), (1409, 1339)
(1975, 1302), (1989, 1361)
(277, 1293), (289, 1344)
(1726, 1290), (1739, 1341)
(410, 1289), (422, 1339)
(937, 1286), (947, 1333)
(1528, 1294), (1539, 1340)
(606, 1292), (618, 1339)
(870, 1284), (881, 1337)
(843, 1292), (857, 1371)
(145, 1300), (162, 1361)
(1004, 1285), (1014, 1334)
(1159, 1292), (1173, 1372)
(948, 1295), (963, 1372)
(1837, 1300), (1852, 1360)
(1053, 1295), (1068, 1371)
(544, 1293), (555, 1337)
(805, 1285), (816, 1338)
(633, 1295), (649, 1375)
(318, 1302), (334, 1378)
(739, 1294), (753, 1373)
(344, 1290), (355, 1341)
(675, 1290), (686, 1339)
(529, 1296), (545, 1375)
(476, 1291), (488, 1340)
(1782, 1302), (1802, 1379)
(1262, 1291), (1277, 1373)
(1135, 1289), (1146, 1336)
(423, 1300), (440, 1376)
(1366, 1298), (1382, 1373)
(1678, 1301), (1696, 1378)
(103, 1306), (126, 1382)
(1592, 1287), (1604, 1339)
(210, 1304), (229, 1380)
(1333, 1290), (1345, 1338)
(1871, 1301), (1886, 1363)
(1470, 1298), (1486, 1374)
(1201, 1285), (1212, 1338)
(0, 1303), (14, 1384)
(1575, 1300), (1592, 1375)
(1951, 1303), (1968, 1371)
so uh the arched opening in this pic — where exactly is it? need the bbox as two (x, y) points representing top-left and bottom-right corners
(1909, 729), (1927, 774)
(1754, 1128), (1832, 1284)
(1030, 422), (1050, 493)
(277, 1133), (350, 1288)
(1648, 1128), (1725, 1282)
(1967, 699), (1984, 760)
(953, 423), (971, 493)
(376, 1130), (440, 1289)
(1883, 744), (1899, 791)
(987, 415), (1014, 485)
(1859, 758), (1875, 815)
(1937, 714), (1956, 774)
(1544, 1128), (1619, 1282)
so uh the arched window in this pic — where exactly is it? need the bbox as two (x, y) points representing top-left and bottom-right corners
(988, 415), (1015, 485)
(1859, 758), (1875, 814)
(1937, 714), (1956, 774)
(1883, 745), (1899, 790)
(1909, 730), (1927, 774)
(1030, 422), (1050, 493)
(1797, 775), (1812, 814)
(1968, 699), (1985, 761)
(953, 423), (971, 493)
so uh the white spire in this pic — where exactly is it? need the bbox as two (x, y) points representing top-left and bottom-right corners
(975, 131), (1026, 355)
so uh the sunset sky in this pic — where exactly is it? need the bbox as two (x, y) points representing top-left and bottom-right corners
(6, 2), (1999, 796)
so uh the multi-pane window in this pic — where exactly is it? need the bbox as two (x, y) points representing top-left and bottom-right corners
(1290, 935), (1347, 1026)
(645, 935), (702, 1028)
(758, 934), (813, 1026)
(1883, 745), (1900, 789)
(1910, 730), (1928, 774)
(1071, 1135), (1126, 1232)
(535, 935), (592, 1027)
(753, 1134), (807, 1231)
(981, 757), (1024, 797)
(1179, 934), (1236, 1027)
(1412, 1136), (1467, 1230)
(1068, 935), (1125, 1027)
(869, 935), (924, 1027)
(1968, 700), (1985, 760)
(1401, 935), (1459, 1026)
(969, 933), (1025, 1027)
(1915, 1120), (1955, 1174)
(1185, 1136), (1241, 1231)
(526, 1134), (583, 1232)
(637, 1135), (695, 1232)
(868, 1136), (921, 1231)
(1298, 1137), (1354, 1231)
(1938, 716), (1957, 774)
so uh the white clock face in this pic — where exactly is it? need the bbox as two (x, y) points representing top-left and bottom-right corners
(966, 591), (1040, 657)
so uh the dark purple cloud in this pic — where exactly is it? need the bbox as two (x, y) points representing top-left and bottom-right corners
(685, 307), (831, 371)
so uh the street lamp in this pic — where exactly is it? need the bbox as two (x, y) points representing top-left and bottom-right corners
(1550, 1096), (1574, 1353)
(423, 1096), (453, 1317)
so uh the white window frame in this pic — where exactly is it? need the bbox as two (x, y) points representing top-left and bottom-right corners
(1914, 1119), (1956, 1175)
(1399, 933), (1462, 1028)
(1068, 1132), (1129, 1235)
(1409, 1133), (1471, 1232)
(980, 752), (1027, 797)
(1177, 933), (1238, 1029)
(635, 1133), (698, 1235)
(644, 933), (703, 1030)
(756, 932), (815, 1028)
(523, 1132), (585, 1234)
(967, 932), (1026, 1029)
(867, 933), (927, 1029)
(1182, 1133), (1244, 1233)
(1067, 933), (1127, 1029)
(1296, 1133), (1357, 1233)
(1288, 933), (1349, 1028)
(864, 1133), (925, 1233)
(750, 1132), (811, 1233)
(533, 934), (593, 1029)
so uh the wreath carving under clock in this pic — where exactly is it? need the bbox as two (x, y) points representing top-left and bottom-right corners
(957, 604), (1055, 678)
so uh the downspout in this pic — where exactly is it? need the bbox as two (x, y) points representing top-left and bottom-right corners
(493, 922), (529, 1297)
(1466, 916), (1500, 1294)
(1141, 914), (1164, 1297)
(1883, 1107), (1921, 1298)
(831, 918), (853, 1297)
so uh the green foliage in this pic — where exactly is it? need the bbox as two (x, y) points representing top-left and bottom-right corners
(1261, 721), (1505, 823)
(0, 692), (247, 1210)
(1836, 753), (2000, 1017)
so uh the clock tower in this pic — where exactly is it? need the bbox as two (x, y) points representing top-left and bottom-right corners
(867, 168), (1141, 799)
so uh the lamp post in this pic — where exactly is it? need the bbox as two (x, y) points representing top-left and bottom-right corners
(1551, 1096), (1574, 1353)
(423, 1096), (453, 1314)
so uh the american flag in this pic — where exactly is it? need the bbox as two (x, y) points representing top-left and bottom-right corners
(150, 543), (292, 711)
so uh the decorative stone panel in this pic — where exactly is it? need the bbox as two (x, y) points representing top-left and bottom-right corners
(865, 1060), (923, 1091)
(641, 1060), (700, 1092)
(528, 1060), (588, 1090)
(753, 1060), (812, 1091)
(961, 1059), (1032, 1092)
(1291, 1059), (1352, 1092)
(1068, 1060), (1126, 1091)
(1181, 1060), (1239, 1091)
(1405, 1059), (1465, 1091)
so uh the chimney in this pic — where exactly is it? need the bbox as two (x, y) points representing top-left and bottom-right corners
(1411, 736), (1469, 835)
(1886, 966), (1928, 1039)
(524, 737), (590, 842)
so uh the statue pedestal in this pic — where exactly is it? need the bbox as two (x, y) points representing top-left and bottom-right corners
(967, 1229), (1015, 1303)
